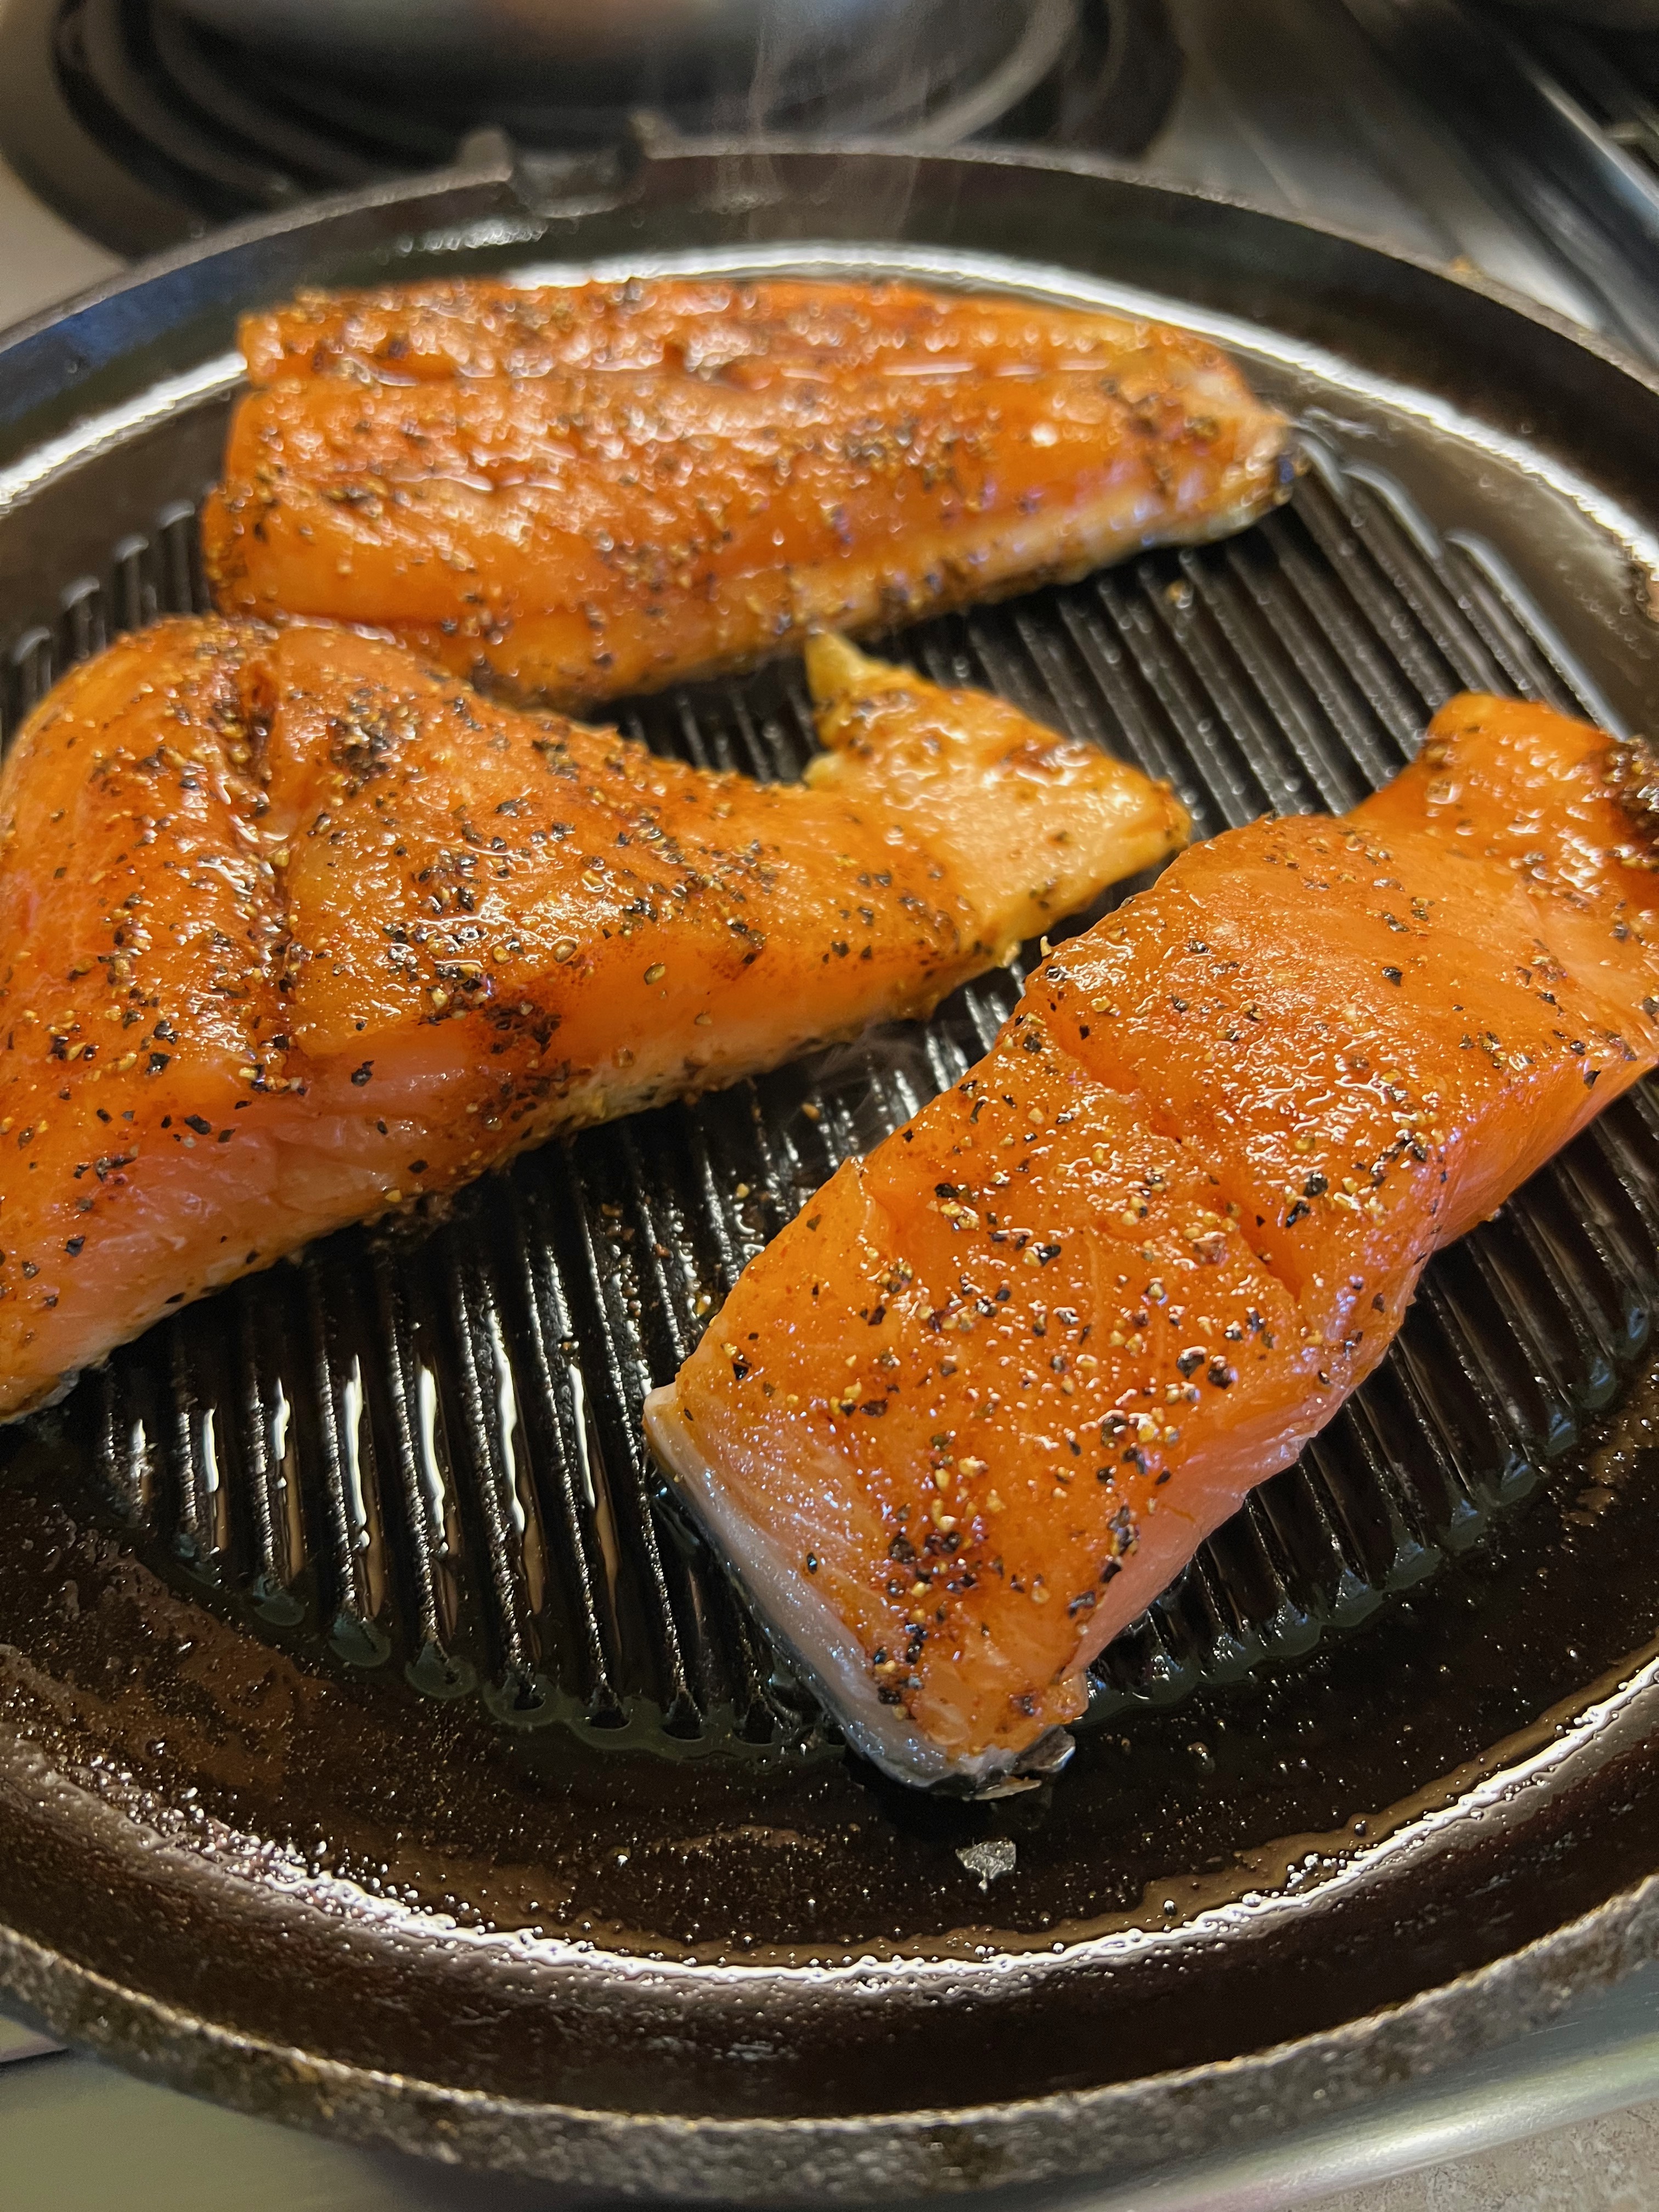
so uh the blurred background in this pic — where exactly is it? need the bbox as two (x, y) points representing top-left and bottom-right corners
(3, 0), (1659, 2205)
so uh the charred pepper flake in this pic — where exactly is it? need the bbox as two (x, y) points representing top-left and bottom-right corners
(182, 1115), (211, 1136)
(1382, 967), (1403, 985)
(350, 1061), (374, 1085)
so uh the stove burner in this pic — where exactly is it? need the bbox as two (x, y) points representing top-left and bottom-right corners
(0, 0), (1181, 257)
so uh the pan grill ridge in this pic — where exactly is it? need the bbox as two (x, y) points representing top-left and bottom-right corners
(2, 438), (1652, 1760)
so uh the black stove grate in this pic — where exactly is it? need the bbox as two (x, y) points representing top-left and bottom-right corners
(0, 0), (1182, 255)
(3, 433), (1650, 1767)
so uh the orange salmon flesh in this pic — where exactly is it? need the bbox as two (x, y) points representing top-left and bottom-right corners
(0, 620), (1181, 1420)
(204, 275), (1294, 709)
(646, 694), (1659, 1788)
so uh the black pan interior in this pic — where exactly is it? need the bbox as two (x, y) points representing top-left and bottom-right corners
(1, 150), (1659, 2200)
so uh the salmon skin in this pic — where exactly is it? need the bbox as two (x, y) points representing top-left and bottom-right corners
(645, 695), (1659, 1791)
(202, 275), (1294, 710)
(0, 620), (1182, 1421)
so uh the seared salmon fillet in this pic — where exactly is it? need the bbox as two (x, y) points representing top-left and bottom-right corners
(203, 275), (1293, 709)
(0, 621), (1182, 1420)
(645, 695), (1659, 1788)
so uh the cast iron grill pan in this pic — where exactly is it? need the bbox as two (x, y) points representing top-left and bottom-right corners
(2, 439), (1646, 1748)
(5, 154), (1659, 2199)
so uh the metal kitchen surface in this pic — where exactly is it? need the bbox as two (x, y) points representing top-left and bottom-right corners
(1, 3), (1658, 2209)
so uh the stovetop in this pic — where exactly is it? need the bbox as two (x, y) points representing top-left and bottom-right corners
(0, 0), (1183, 254)
(0, 0), (1636, 332)
(0, 0), (1657, 2206)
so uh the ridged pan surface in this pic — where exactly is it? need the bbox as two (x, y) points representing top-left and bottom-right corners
(3, 151), (1659, 2202)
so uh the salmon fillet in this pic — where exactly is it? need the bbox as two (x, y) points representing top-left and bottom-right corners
(0, 620), (1182, 1421)
(645, 695), (1659, 1789)
(202, 276), (1293, 710)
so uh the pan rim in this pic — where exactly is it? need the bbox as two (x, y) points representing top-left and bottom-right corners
(0, 1870), (1654, 2199)
(2, 127), (1657, 385)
